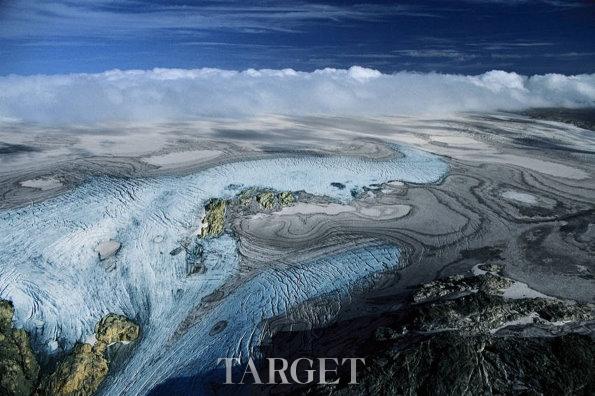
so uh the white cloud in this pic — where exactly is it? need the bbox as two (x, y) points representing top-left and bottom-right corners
(0, 67), (593, 125)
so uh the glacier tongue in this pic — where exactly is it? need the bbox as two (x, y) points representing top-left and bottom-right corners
(0, 145), (446, 394)
(107, 244), (401, 395)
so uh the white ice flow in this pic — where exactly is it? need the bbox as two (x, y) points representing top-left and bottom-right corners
(0, 145), (446, 394)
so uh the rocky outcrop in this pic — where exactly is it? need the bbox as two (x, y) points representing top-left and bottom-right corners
(43, 313), (139, 396)
(95, 240), (121, 261)
(301, 272), (594, 395)
(256, 192), (276, 209)
(184, 242), (205, 276)
(405, 272), (591, 335)
(200, 199), (226, 237)
(43, 343), (108, 396)
(237, 188), (257, 206)
(0, 305), (139, 396)
(237, 188), (295, 210)
(411, 271), (511, 303)
(355, 332), (594, 396)
(94, 314), (140, 353)
(198, 189), (296, 239)
(0, 300), (40, 396)
(278, 191), (294, 206)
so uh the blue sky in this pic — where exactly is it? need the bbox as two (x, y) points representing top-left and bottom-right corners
(0, 0), (594, 75)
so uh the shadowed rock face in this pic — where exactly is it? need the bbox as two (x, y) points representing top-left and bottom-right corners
(347, 333), (594, 396)
(0, 300), (40, 396)
(260, 271), (594, 396)
(412, 271), (513, 303)
(519, 108), (595, 131)
(403, 272), (591, 335)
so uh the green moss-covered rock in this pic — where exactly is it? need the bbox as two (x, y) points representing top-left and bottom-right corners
(200, 199), (226, 237)
(43, 343), (108, 396)
(199, 190), (295, 239)
(278, 191), (294, 206)
(256, 192), (276, 209)
(0, 300), (40, 396)
(43, 313), (139, 396)
(237, 188), (257, 206)
(94, 314), (140, 354)
(235, 188), (295, 210)
(0, 299), (14, 328)
(0, 302), (140, 396)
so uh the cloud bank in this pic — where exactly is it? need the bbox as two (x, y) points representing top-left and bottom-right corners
(0, 67), (594, 124)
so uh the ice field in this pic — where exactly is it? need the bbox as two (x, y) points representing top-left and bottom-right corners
(0, 145), (446, 393)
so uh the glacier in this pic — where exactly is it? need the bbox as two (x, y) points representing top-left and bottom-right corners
(0, 144), (446, 394)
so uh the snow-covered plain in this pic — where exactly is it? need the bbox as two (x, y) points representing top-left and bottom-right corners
(0, 145), (446, 394)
